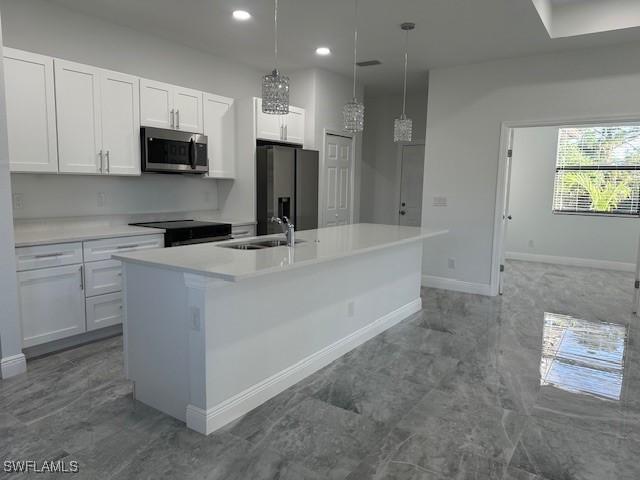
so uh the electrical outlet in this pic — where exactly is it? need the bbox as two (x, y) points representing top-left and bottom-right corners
(97, 192), (106, 208)
(447, 258), (456, 270)
(347, 301), (355, 317)
(190, 307), (201, 332)
(12, 193), (23, 210)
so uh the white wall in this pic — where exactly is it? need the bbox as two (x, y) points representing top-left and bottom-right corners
(360, 91), (428, 225)
(423, 41), (640, 293)
(289, 68), (364, 224)
(506, 126), (640, 269)
(0, 9), (24, 375)
(0, 0), (262, 221)
(11, 174), (218, 219)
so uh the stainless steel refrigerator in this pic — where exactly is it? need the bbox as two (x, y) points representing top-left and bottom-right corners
(256, 145), (319, 235)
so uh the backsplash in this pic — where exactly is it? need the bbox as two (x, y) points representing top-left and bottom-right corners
(10, 173), (219, 219)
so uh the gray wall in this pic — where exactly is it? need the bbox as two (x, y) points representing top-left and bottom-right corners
(506, 126), (640, 267)
(360, 90), (428, 225)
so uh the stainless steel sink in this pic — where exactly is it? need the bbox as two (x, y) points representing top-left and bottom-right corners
(220, 239), (304, 250)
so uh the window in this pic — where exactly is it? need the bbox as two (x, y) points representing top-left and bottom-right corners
(552, 125), (640, 216)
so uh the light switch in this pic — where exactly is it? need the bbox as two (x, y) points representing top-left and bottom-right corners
(12, 193), (23, 210)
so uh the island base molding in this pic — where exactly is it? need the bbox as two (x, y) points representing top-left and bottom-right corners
(0, 353), (27, 379)
(123, 240), (425, 435)
(185, 297), (421, 435)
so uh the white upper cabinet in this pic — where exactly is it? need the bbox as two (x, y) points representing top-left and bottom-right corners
(255, 98), (284, 142)
(255, 98), (305, 145)
(203, 93), (235, 178)
(56, 59), (141, 176)
(101, 69), (141, 175)
(139, 79), (173, 129)
(174, 86), (203, 133)
(3, 48), (58, 173)
(140, 79), (203, 133)
(55, 59), (103, 174)
(285, 107), (305, 145)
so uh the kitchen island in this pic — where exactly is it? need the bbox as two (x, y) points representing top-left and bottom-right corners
(114, 223), (447, 435)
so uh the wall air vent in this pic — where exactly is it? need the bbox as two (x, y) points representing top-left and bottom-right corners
(356, 60), (382, 67)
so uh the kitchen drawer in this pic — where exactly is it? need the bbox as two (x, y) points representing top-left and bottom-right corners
(16, 242), (83, 272)
(86, 292), (122, 331)
(83, 234), (164, 262)
(232, 224), (256, 239)
(84, 259), (122, 297)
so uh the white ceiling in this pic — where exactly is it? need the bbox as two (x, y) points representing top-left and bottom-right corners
(46, 0), (640, 95)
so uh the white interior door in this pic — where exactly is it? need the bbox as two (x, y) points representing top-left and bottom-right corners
(55, 59), (102, 174)
(100, 69), (140, 175)
(324, 133), (353, 227)
(173, 86), (203, 133)
(499, 130), (515, 295)
(399, 144), (425, 226)
(4, 48), (58, 173)
(140, 78), (173, 129)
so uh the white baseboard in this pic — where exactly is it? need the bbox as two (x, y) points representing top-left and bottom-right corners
(186, 297), (422, 435)
(422, 275), (493, 296)
(505, 252), (635, 272)
(1, 353), (26, 379)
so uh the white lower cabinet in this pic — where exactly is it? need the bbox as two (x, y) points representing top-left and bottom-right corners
(17, 234), (164, 349)
(86, 292), (123, 332)
(84, 259), (122, 297)
(18, 264), (86, 348)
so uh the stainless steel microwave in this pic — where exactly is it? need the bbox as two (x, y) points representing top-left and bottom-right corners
(140, 127), (208, 174)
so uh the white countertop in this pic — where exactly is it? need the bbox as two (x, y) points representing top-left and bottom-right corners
(13, 224), (166, 247)
(114, 223), (448, 282)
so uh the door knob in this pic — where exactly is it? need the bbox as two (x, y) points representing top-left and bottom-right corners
(400, 210), (406, 215)
(507, 215), (513, 220)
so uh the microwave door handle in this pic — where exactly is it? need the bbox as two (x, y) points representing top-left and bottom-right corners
(189, 138), (196, 169)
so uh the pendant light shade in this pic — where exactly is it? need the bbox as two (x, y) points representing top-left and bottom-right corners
(343, 0), (364, 133)
(262, 0), (289, 115)
(394, 22), (415, 142)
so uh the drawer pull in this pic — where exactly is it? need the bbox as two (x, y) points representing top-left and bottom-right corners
(33, 253), (64, 259)
(115, 244), (142, 250)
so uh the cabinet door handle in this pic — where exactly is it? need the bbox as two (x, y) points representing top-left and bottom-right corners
(80, 265), (84, 290)
(176, 110), (180, 129)
(280, 124), (284, 140)
(33, 253), (64, 259)
(105, 150), (110, 174)
(285, 124), (288, 140)
(99, 150), (104, 173)
(170, 109), (175, 128)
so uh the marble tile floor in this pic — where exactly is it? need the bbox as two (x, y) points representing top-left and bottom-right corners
(1, 260), (639, 479)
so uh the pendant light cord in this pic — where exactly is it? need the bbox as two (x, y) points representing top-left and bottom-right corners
(352, 0), (358, 99)
(402, 29), (408, 117)
(274, 0), (279, 70)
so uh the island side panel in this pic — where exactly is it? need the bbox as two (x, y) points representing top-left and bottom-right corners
(123, 262), (192, 422)
(199, 240), (423, 432)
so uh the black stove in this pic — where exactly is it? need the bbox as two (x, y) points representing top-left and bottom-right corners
(130, 220), (232, 247)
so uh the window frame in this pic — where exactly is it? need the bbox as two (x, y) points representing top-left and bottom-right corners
(551, 124), (640, 218)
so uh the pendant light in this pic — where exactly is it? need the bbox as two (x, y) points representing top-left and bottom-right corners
(343, 0), (364, 133)
(394, 22), (415, 142)
(262, 0), (289, 115)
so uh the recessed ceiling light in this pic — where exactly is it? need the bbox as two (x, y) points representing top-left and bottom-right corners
(232, 10), (251, 21)
(315, 47), (331, 56)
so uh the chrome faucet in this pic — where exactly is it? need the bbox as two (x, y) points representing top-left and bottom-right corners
(270, 216), (295, 247)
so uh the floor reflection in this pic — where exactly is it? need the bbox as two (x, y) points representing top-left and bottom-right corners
(540, 312), (627, 401)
